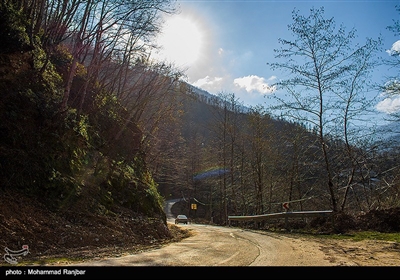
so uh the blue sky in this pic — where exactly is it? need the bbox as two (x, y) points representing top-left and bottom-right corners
(152, 0), (400, 117)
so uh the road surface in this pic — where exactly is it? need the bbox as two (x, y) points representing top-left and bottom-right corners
(70, 199), (331, 266)
(70, 222), (334, 266)
(65, 200), (400, 267)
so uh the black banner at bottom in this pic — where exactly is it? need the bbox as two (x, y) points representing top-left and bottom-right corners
(0, 266), (399, 279)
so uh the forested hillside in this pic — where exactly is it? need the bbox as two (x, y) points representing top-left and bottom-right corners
(161, 87), (400, 230)
(0, 0), (191, 262)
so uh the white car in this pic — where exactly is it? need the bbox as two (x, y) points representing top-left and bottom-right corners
(175, 214), (188, 224)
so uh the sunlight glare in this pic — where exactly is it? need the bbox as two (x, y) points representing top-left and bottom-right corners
(155, 15), (204, 67)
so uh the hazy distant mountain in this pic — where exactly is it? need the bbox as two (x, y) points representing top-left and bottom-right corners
(187, 82), (399, 148)
(373, 120), (400, 148)
(187, 84), (251, 113)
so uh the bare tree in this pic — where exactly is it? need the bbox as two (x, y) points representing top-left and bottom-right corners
(336, 36), (381, 211)
(207, 92), (244, 224)
(267, 7), (381, 212)
(381, 5), (400, 122)
(367, 5), (400, 210)
(246, 105), (271, 215)
(60, 0), (93, 112)
(32, 0), (177, 112)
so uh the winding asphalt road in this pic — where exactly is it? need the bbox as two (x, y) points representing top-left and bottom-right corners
(71, 200), (333, 266)
(73, 223), (334, 266)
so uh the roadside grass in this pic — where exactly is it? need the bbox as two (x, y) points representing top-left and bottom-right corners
(318, 231), (400, 243)
(268, 227), (400, 243)
(286, 229), (400, 243)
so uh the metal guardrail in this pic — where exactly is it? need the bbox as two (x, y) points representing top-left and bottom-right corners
(228, 210), (334, 229)
(228, 210), (334, 222)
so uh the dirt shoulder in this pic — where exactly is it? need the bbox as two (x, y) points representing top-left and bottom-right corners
(313, 237), (400, 266)
(233, 228), (400, 266)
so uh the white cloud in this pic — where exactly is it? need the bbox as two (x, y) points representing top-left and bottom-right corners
(191, 75), (278, 108)
(193, 76), (223, 88)
(192, 75), (227, 94)
(233, 75), (276, 95)
(376, 96), (400, 114)
(386, 40), (400, 56)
